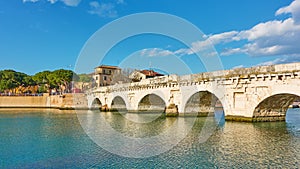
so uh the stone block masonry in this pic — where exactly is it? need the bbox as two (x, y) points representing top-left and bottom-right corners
(88, 62), (300, 122)
(0, 93), (88, 110)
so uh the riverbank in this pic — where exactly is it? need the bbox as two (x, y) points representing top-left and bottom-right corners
(0, 93), (88, 110)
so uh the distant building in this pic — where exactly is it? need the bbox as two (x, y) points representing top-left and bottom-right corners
(72, 73), (94, 92)
(129, 69), (164, 82)
(93, 65), (121, 87)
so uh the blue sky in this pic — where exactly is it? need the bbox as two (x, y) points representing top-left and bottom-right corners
(1, 0), (299, 75)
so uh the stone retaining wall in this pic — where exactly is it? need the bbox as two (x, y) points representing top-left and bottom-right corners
(0, 93), (88, 109)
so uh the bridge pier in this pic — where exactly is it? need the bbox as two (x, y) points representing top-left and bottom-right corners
(182, 106), (215, 117)
(165, 104), (179, 117)
(225, 115), (286, 122)
(101, 104), (109, 111)
(224, 101), (290, 122)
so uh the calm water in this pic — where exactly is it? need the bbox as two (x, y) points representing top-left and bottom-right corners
(0, 109), (299, 168)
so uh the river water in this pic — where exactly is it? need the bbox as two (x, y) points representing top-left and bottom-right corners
(0, 108), (299, 168)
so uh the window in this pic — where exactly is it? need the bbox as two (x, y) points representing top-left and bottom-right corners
(95, 76), (98, 80)
(103, 76), (107, 80)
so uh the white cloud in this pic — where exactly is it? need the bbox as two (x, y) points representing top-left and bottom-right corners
(276, 0), (300, 24)
(209, 31), (239, 44)
(23, 0), (81, 6)
(238, 18), (300, 41)
(88, 1), (118, 18)
(147, 1), (300, 59)
(23, 0), (124, 17)
(116, 0), (125, 4)
(232, 65), (244, 69)
(172, 31), (239, 56)
(113, 0), (300, 62)
(89, 1), (99, 8)
(216, 0), (300, 57)
(138, 0), (300, 60)
(221, 18), (300, 56)
(61, 0), (81, 6)
(221, 48), (244, 56)
(138, 36), (224, 58)
(140, 48), (173, 57)
(47, 0), (57, 4)
(257, 56), (300, 66)
(23, 0), (39, 3)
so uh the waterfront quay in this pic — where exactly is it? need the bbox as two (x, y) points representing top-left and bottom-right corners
(0, 93), (87, 110)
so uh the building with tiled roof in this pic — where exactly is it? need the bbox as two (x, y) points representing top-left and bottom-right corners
(129, 69), (164, 82)
(93, 65), (121, 87)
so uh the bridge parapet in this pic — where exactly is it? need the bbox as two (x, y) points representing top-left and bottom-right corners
(89, 62), (300, 94)
(189, 62), (300, 81)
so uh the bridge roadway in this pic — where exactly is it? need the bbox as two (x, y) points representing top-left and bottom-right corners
(86, 62), (300, 122)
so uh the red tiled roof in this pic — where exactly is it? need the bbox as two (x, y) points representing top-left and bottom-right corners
(140, 70), (164, 76)
(95, 65), (121, 69)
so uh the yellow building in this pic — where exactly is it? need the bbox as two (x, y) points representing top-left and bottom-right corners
(93, 65), (121, 87)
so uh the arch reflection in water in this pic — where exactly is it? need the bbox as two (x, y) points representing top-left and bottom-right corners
(123, 113), (166, 124)
(2, 109), (299, 168)
(212, 117), (299, 167)
(77, 110), (196, 158)
(184, 91), (225, 143)
(101, 112), (176, 137)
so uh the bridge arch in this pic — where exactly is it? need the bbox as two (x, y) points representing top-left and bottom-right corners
(110, 96), (128, 111)
(180, 86), (227, 114)
(251, 92), (300, 121)
(137, 93), (166, 112)
(91, 98), (102, 110)
(183, 90), (224, 116)
(134, 90), (168, 110)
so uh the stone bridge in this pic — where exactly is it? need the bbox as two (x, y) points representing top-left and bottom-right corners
(86, 62), (300, 122)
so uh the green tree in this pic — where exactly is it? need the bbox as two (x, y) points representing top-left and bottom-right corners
(75, 74), (94, 91)
(48, 69), (78, 94)
(0, 70), (30, 93)
(78, 74), (93, 83)
(23, 75), (36, 87)
(0, 79), (14, 93)
(32, 71), (51, 93)
(32, 71), (51, 84)
(0, 69), (79, 94)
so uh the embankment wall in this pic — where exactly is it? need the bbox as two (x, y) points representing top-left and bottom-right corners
(0, 93), (87, 109)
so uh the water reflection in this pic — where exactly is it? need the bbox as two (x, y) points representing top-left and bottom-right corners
(205, 121), (299, 167)
(77, 110), (198, 158)
(122, 112), (165, 124)
(174, 108), (300, 168)
(0, 109), (299, 168)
